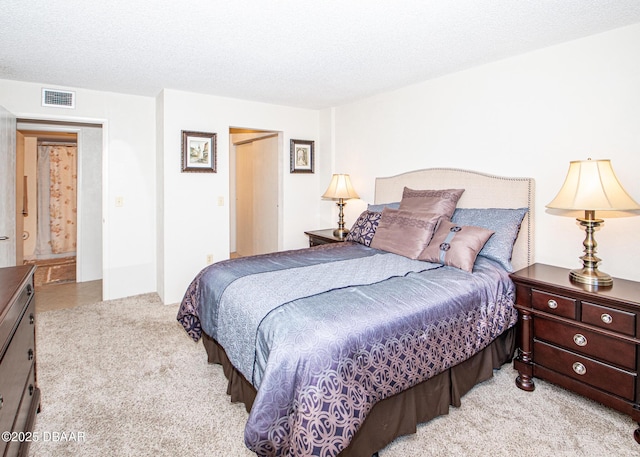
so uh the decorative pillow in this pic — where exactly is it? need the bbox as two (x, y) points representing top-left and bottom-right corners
(370, 208), (440, 259)
(398, 187), (465, 220)
(419, 220), (494, 272)
(367, 201), (400, 212)
(451, 208), (528, 272)
(346, 211), (382, 246)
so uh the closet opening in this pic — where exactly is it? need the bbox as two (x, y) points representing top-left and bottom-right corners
(229, 127), (282, 258)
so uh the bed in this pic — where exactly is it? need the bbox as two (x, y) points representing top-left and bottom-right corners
(178, 168), (535, 457)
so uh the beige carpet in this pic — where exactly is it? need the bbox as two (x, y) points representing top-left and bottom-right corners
(30, 294), (639, 456)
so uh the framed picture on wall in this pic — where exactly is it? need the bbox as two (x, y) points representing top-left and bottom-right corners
(181, 130), (217, 173)
(290, 139), (314, 173)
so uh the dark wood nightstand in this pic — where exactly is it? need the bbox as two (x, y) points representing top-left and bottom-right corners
(304, 229), (347, 247)
(511, 263), (640, 443)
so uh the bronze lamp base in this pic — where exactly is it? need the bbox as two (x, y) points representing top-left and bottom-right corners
(570, 211), (613, 288)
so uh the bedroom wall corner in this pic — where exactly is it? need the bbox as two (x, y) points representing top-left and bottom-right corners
(155, 90), (166, 302)
(317, 107), (350, 230)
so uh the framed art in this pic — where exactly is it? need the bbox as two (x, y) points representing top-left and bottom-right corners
(290, 139), (314, 173)
(181, 130), (217, 173)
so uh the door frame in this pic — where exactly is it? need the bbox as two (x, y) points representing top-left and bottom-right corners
(0, 105), (17, 267)
(17, 124), (82, 276)
(15, 116), (106, 292)
(229, 128), (282, 256)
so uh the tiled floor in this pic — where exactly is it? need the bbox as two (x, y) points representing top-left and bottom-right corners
(33, 250), (239, 313)
(24, 256), (76, 287)
(35, 280), (103, 313)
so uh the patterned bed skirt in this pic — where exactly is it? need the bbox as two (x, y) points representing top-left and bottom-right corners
(201, 327), (515, 457)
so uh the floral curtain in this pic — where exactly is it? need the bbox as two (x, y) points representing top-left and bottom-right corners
(37, 144), (77, 255)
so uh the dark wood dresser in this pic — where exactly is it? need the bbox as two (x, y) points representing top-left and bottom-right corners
(0, 265), (40, 457)
(511, 263), (640, 443)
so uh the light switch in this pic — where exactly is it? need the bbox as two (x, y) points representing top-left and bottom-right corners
(115, 196), (124, 207)
(217, 196), (224, 206)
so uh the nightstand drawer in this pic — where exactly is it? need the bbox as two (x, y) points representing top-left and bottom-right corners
(582, 301), (636, 337)
(309, 237), (333, 247)
(532, 289), (576, 319)
(304, 229), (346, 247)
(534, 318), (636, 370)
(534, 340), (636, 401)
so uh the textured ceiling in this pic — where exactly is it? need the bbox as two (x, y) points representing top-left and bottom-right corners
(2, 1), (640, 109)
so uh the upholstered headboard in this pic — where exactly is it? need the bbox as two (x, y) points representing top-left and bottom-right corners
(374, 168), (535, 271)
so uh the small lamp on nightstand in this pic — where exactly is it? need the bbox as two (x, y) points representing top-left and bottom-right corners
(322, 174), (359, 238)
(546, 158), (640, 287)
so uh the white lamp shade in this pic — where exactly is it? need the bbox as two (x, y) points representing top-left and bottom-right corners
(322, 174), (359, 200)
(546, 159), (640, 211)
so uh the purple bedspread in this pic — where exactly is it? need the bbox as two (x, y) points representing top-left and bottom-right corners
(178, 243), (517, 456)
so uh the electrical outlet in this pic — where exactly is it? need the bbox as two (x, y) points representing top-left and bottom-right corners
(217, 196), (224, 206)
(206, 254), (214, 264)
(115, 196), (124, 207)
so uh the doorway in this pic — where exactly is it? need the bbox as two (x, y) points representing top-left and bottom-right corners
(229, 128), (281, 257)
(16, 120), (103, 288)
(21, 130), (78, 286)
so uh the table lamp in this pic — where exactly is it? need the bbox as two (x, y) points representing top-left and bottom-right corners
(546, 158), (640, 287)
(322, 174), (359, 238)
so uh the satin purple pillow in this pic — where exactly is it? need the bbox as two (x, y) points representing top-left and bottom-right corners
(370, 208), (440, 259)
(398, 187), (465, 220)
(419, 220), (494, 272)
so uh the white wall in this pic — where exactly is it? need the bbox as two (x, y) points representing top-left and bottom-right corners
(318, 108), (342, 231)
(77, 125), (103, 282)
(3, 22), (638, 302)
(0, 81), (323, 304)
(157, 89), (322, 304)
(330, 23), (640, 282)
(0, 79), (157, 299)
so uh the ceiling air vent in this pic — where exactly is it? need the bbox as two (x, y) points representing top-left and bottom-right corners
(42, 88), (76, 109)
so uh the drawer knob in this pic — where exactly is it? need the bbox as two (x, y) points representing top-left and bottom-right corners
(0, 394), (3, 409)
(547, 299), (558, 309)
(600, 313), (613, 324)
(572, 362), (587, 375)
(573, 334), (587, 347)
(28, 348), (34, 361)
(29, 313), (34, 325)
